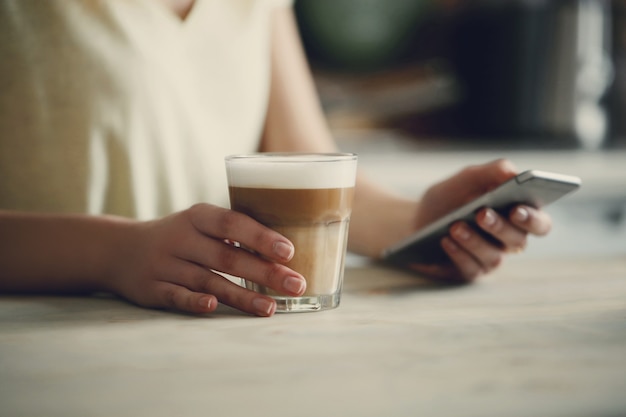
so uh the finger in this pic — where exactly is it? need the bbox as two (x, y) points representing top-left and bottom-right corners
(510, 205), (552, 236)
(171, 235), (306, 297)
(163, 259), (282, 317)
(148, 281), (218, 314)
(460, 159), (519, 194)
(476, 208), (528, 253)
(449, 222), (504, 272)
(197, 274), (278, 317)
(188, 203), (294, 263)
(441, 236), (485, 282)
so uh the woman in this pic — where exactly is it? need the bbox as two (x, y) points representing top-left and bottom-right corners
(0, 0), (550, 316)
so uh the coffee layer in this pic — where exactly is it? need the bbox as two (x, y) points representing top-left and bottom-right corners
(230, 186), (354, 296)
(229, 187), (354, 226)
(248, 220), (350, 296)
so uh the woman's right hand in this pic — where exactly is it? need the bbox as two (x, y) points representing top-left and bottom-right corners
(107, 203), (307, 317)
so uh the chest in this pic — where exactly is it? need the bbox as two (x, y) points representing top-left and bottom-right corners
(157, 0), (195, 20)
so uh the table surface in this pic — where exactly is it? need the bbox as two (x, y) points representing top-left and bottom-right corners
(1, 256), (625, 417)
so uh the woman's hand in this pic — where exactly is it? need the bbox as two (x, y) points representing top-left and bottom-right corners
(410, 159), (552, 282)
(108, 203), (307, 317)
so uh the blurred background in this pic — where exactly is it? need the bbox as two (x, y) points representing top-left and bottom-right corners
(293, 0), (626, 258)
(295, 0), (624, 150)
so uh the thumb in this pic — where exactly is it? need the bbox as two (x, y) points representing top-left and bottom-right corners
(463, 159), (518, 194)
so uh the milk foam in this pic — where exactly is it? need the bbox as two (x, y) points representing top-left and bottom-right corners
(226, 154), (357, 189)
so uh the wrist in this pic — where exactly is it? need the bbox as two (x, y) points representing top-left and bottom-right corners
(349, 189), (418, 259)
(92, 215), (143, 295)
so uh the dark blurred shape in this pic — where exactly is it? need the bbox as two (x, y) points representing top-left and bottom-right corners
(608, 0), (626, 147)
(297, 0), (621, 149)
(311, 60), (460, 132)
(443, 0), (614, 149)
(295, 0), (434, 72)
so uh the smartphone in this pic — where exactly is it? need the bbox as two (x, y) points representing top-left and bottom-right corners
(381, 170), (582, 265)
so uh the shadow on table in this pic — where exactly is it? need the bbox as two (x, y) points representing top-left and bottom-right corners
(342, 262), (469, 297)
(0, 292), (254, 324)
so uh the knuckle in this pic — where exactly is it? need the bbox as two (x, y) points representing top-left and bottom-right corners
(187, 203), (226, 234)
(253, 231), (281, 258)
(216, 209), (241, 238)
(176, 265), (197, 284)
(194, 272), (218, 294)
(186, 203), (208, 224)
(462, 234), (479, 250)
(160, 286), (196, 313)
(263, 262), (286, 287)
(463, 267), (484, 282)
(213, 244), (239, 272)
(493, 158), (516, 173)
(460, 165), (479, 178)
(449, 251), (484, 282)
(185, 295), (197, 312)
(488, 254), (504, 269)
(251, 228), (271, 248)
(519, 235), (528, 248)
(459, 268), (477, 282)
(487, 216), (504, 233)
(162, 287), (178, 309)
(217, 285), (248, 310)
(179, 266), (211, 293)
(192, 271), (210, 292)
(506, 236), (528, 253)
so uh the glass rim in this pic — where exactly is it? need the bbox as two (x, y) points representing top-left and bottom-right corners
(225, 152), (357, 163)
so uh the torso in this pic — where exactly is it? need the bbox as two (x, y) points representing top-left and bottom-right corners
(158, 0), (195, 20)
(0, 0), (277, 218)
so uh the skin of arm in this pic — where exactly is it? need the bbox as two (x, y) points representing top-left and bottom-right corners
(0, 205), (310, 317)
(0, 212), (130, 294)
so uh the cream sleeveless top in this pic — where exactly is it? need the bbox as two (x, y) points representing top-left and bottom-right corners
(0, 0), (290, 219)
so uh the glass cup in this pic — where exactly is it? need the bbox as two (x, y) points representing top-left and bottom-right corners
(225, 153), (358, 312)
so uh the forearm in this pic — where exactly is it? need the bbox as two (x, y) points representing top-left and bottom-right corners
(348, 174), (418, 258)
(0, 211), (133, 294)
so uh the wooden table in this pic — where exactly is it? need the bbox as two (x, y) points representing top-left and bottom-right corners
(1, 256), (625, 417)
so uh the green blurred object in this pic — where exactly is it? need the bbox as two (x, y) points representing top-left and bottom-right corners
(295, 0), (433, 71)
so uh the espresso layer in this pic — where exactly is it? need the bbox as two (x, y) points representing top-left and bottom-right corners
(229, 187), (354, 226)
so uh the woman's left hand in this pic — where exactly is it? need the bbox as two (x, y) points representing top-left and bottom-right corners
(409, 159), (553, 282)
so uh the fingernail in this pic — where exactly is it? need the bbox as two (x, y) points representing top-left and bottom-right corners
(442, 237), (459, 252)
(483, 209), (497, 227)
(252, 297), (275, 316)
(513, 207), (529, 223)
(453, 225), (471, 241)
(199, 296), (213, 310)
(283, 276), (306, 295)
(273, 241), (294, 261)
